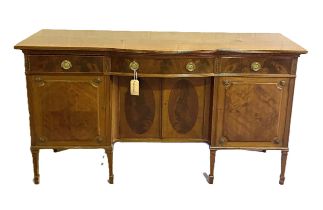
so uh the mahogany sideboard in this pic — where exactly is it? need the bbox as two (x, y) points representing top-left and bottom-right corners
(14, 30), (307, 184)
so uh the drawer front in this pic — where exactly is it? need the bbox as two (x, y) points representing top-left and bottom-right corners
(219, 57), (292, 74)
(28, 55), (105, 73)
(111, 57), (214, 74)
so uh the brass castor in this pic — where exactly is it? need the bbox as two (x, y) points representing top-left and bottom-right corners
(279, 176), (285, 185)
(208, 175), (214, 184)
(108, 175), (114, 184)
(33, 176), (40, 184)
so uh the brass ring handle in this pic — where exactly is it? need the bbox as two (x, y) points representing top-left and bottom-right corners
(129, 61), (139, 71)
(186, 62), (196, 72)
(61, 60), (72, 70)
(251, 62), (261, 72)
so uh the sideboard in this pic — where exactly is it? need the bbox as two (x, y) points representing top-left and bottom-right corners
(14, 30), (307, 184)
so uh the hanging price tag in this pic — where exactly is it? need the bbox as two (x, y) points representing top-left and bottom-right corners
(130, 71), (139, 96)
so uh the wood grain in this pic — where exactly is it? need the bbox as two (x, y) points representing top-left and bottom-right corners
(219, 56), (292, 74)
(15, 30), (307, 54)
(119, 77), (161, 138)
(28, 75), (107, 146)
(28, 55), (104, 73)
(215, 77), (289, 147)
(162, 78), (211, 139)
(15, 30), (306, 184)
(125, 79), (156, 134)
(111, 56), (213, 74)
(168, 79), (199, 134)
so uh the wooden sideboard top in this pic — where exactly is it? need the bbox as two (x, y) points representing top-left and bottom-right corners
(14, 29), (307, 54)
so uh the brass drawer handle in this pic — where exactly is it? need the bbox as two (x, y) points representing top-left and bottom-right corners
(129, 60), (139, 71)
(186, 61), (196, 72)
(251, 62), (261, 72)
(61, 60), (72, 70)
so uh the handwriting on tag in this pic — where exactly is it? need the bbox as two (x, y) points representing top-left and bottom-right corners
(130, 79), (139, 96)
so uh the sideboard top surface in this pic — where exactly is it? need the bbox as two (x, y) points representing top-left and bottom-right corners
(14, 29), (307, 54)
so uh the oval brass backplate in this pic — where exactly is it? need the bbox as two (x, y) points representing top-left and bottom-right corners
(129, 60), (139, 71)
(186, 61), (196, 72)
(251, 61), (261, 72)
(61, 60), (72, 70)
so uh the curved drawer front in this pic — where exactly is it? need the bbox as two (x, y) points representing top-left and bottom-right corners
(111, 57), (214, 74)
(219, 57), (293, 74)
(27, 55), (105, 73)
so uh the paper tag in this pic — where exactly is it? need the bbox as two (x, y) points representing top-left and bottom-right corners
(130, 79), (139, 96)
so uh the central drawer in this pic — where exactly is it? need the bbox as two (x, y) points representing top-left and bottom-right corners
(111, 56), (214, 74)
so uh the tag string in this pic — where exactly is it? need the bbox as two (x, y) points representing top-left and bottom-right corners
(134, 71), (137, 80)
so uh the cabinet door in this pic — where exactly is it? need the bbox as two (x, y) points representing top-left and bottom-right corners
(162, 78), (211, 140)
(118, 77), (161, 139)
(216, 77), (289, 147)
(28, 75), (107, 146)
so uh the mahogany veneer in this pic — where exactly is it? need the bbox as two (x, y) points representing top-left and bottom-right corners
(15, 30), (306, 184)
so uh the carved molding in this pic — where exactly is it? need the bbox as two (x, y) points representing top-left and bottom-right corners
(39, 136), (47, 143)
(95, 136), (103, 143)
(222, 80), (232, 89)
(219, 136), (227, 146)
(276, 80), (286, 90)
(90, 78), (102, 88)
(272, 137), (280, 144)
(35, 77), (45, 87)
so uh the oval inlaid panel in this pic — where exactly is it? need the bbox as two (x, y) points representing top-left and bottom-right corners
(168, 79), (198, 134)
(125, 79), (155, 134)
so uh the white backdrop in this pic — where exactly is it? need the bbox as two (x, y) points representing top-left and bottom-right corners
(0, 0), (321, 209)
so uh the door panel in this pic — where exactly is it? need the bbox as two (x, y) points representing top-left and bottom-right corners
(28, 75), (106, 146)
(162, 78), (211, 140)
(119, 77), (161, 138)
(216, 77), (289, 147)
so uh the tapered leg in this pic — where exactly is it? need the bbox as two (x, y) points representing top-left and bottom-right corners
(105, 148), (114, 184)
(279, 151), (288, 185)
(208, 149), (216, 184)
(31, 148), (40, 184)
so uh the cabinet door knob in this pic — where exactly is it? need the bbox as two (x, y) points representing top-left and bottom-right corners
(61, 60), (72, 70)
(129, 61), (139, 71)
(251, 62), (261, 72)
(186, 61), (196, 72)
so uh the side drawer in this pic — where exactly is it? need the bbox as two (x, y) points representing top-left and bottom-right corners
(219, 56), (293, 74)
(111, 57), (214, 74)
(27, 55), (106, 73)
